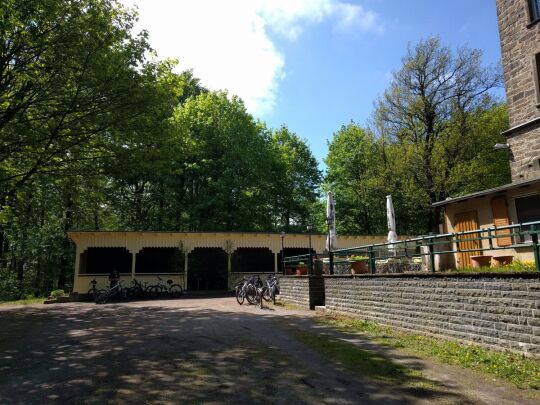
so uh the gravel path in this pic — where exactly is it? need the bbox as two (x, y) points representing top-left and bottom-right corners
(0, 297), (538, 404)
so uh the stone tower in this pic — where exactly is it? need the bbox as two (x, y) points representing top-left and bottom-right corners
(496, 0), (540, 181)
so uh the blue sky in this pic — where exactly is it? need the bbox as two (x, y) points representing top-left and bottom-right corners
(122, 0), (504, 168)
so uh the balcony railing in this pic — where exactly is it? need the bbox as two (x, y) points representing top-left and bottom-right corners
(283, 221), (540, 274)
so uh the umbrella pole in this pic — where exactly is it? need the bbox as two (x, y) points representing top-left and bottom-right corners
(328, 226), (334, 275)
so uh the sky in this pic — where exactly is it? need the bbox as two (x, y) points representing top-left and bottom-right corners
(120, 0), (504, 168)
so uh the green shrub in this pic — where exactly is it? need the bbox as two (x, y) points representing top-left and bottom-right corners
(50, 289), (65, 298)
(348, 255), (368, 261)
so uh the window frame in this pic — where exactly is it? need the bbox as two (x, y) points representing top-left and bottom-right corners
(528, 0), (540, 25)
(514, 193), (540, 243)
(534, 52), (540, 107)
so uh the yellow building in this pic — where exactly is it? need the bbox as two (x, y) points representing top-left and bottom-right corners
(68, 231), (386, 294)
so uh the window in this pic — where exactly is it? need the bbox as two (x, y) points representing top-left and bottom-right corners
(515, 194), (540, 242)
(530, 0), (540, 22)
(536, 53), (540, 103)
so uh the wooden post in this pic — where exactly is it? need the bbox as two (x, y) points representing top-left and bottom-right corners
(532, 225), (539, 272)
(131, 251), (136, 279)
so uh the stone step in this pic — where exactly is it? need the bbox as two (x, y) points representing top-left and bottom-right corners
(314, 305), (327, 313)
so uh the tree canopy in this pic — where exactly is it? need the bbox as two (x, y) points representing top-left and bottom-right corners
(325, 37), (509, 235)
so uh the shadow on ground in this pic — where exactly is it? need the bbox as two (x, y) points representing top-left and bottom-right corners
(0, 301), (480, 404)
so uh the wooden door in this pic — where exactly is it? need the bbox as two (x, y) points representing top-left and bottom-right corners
(454, 211), (481, 268)
(491, 196), (512, 247)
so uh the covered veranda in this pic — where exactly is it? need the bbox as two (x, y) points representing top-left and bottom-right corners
(68, 231), (385, 294)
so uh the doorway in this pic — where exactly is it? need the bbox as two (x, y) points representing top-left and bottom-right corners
(187, 248), (228, 291)
(454, 211), (481, 268)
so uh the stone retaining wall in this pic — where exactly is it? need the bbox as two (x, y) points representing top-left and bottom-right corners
(280, 276), (325, 309)
(324, 273), (540, 357)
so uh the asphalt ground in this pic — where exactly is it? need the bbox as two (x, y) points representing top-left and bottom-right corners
(0, 297), (538, 404)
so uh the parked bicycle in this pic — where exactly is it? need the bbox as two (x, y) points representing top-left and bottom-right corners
(235, 275), (271, 306)
(125, 279), (152, 300)
(264, 275), (279, 305)
(235, 279), (254, 305)
(147, 276), (183, 299)
(95, 280), (128, 304)
(87, 278), (102, 302)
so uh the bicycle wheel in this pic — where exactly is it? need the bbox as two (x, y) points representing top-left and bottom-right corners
(95, 290), (109, 304)
(148, 286), (160, 299)
(245, 285), (257, 305)
(169, 284), (183, 298)
(87, 288), (98, 302)
(235, 287), (244, 305)
(125, 287), (137, 300)
(262, 286), (271, 302)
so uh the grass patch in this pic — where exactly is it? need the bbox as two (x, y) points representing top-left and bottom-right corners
(0, 297), (45, 306)
(291, 328), (436, 389)
(319, 313), (540, 390)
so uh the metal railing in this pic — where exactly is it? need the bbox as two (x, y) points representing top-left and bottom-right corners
(283, 221), (540, 274)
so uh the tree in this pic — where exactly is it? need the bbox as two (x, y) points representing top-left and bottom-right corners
(374, 37), (503, 231)
(0, 0), (180, 295)
(0, 0), (155, 208)
(268, 126), (322, 231)
(324, 123), (386, 234)
(172, 91), (275, 231)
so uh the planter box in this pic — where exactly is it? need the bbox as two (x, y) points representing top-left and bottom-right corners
(470, 255), (492, 268)
(351, 261), (369, 274)
(492, 255), (514, 266)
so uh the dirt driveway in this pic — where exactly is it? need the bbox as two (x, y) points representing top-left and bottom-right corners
(0, 297), (537, 404)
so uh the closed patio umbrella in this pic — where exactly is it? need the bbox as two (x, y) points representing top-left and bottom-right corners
(326, 192), (337, 251)
(387, 195), (398, 252)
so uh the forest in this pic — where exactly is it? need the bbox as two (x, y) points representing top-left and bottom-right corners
(0, 0), (509, 299)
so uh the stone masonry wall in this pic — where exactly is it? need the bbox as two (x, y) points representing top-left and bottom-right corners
(280, 277), (310, 308)
(325, 273), (540, 357)
(496, 0), (540, 181)
(507, 124), (540, 180)
(497, 0), (540, 127)
(279, 276), (325, 309)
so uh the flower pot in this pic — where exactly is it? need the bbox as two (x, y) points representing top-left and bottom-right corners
(295, 266), (308, 276)
(351, 261), (369, 274)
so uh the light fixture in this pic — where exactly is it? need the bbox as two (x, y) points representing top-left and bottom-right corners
(494, 143), (510, 150)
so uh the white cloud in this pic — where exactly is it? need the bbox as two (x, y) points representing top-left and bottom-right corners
(121, 0), (383, 115)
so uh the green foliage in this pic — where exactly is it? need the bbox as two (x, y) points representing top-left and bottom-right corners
(0, 297), (45, 306)
(348, 256), (368, 261)
(325, 37), (509, 236)
(50, 289), (65, 298)
(268, 126), (322, 231)
(324, 123), (387, 234)
(374, 37), (506, 231)
(445, 260), (536, 273)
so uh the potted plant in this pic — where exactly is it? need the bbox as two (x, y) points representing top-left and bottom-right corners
(295, 262), (308, 276)
(349, 256), (369, 274)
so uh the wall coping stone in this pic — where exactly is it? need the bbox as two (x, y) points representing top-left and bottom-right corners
(323, 272), (540, 280)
